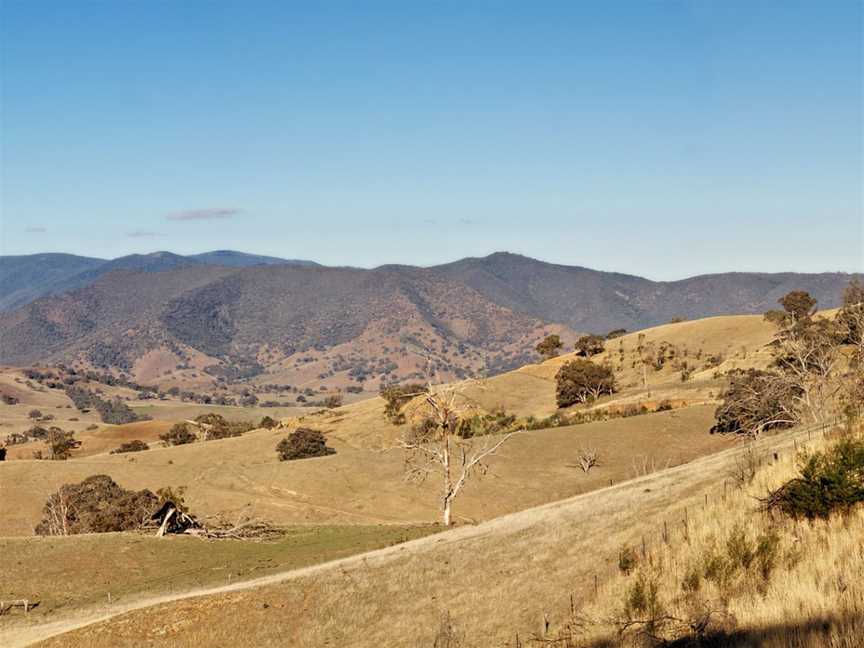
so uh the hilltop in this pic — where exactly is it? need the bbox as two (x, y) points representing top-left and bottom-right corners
(434, 252), (860, 331)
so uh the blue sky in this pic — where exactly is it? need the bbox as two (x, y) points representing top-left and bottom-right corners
(1, 1), (861, 278)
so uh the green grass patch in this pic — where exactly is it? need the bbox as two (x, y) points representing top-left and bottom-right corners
(0, 524), (437, 619)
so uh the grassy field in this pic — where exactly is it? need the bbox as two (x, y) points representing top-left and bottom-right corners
(16, 422), (842, 648)
(130, 401), (309, 423)
(0, 525), (436, 623)
(0, 405), (731, 536)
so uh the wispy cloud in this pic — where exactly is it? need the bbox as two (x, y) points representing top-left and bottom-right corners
(127, 230), (162, 238)
(458, 218), (478, 225)
(25, 226), (47, 233)
(166, 207), (242, 222)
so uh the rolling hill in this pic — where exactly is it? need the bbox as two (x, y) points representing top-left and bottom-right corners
(1, 310), (858, 648)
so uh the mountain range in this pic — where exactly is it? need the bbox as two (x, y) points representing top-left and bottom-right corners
(0, 251), (858, 391)
(0, 250), (319, 312)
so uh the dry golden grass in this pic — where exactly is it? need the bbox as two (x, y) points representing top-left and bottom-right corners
(531, 422), (864, 648)
(17, 422), (834, 648)
(4, 420), (174, 460)
(0, 405), (728, 536)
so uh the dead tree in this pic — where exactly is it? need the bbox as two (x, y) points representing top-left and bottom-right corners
(571, 448), (599, 474)
(399, 387), (519, 526)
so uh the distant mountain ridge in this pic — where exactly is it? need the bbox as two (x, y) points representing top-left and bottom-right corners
(0, 250), (320, 311)
(0, 251), (858, 390)
(433, 252), (861, 332)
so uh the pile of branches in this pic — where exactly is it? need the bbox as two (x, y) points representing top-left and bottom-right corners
(36, 475), (283, 541)
(186, 514), (287, 541)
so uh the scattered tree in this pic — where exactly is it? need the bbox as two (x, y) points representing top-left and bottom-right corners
(28, 409), (42, 420)
(399, 388), (519, 526)
(555, 360), (616, 408)
(276, 427), (335, 461)
(35, 429), (82, 460)
(716, 289), (845, 437)
(159, 422), (197, 446)
(778, 290), (817, 324)
(606, 329), (627, 340)
(536, 334), (563, 360)
(574, 334), (605, 357)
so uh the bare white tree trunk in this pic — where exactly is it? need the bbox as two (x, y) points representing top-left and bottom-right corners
(399, 386), (519, 527)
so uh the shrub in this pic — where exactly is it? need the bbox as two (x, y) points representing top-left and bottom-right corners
(380, 383), (427, 424)
(111, 440), (150, 454)
(323, 394), (343, 409)
(606, 328), (627, 340)
(454, 408), (518, 439)
(761, 436), (864, 519)
(160, 423), (197, 446)
(618, 545), (638, 574)
(725, 525), (755, 570)
(755, 529), (781, 580)
(35, 474), (159, 535)
(656, 399), (673, 412)
(276, 427), (335, 461)
(28, 409), (43, 419)
(260, 416), (278, 429)
(26, 425), (49, 440)
(555, 360), (616, 408)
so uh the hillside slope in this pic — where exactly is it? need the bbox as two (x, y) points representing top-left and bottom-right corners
(7, 422), (836, 648)
(0, 263), (565, 390)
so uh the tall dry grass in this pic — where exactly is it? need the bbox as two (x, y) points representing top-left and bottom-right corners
(529, 420), (864, 648)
